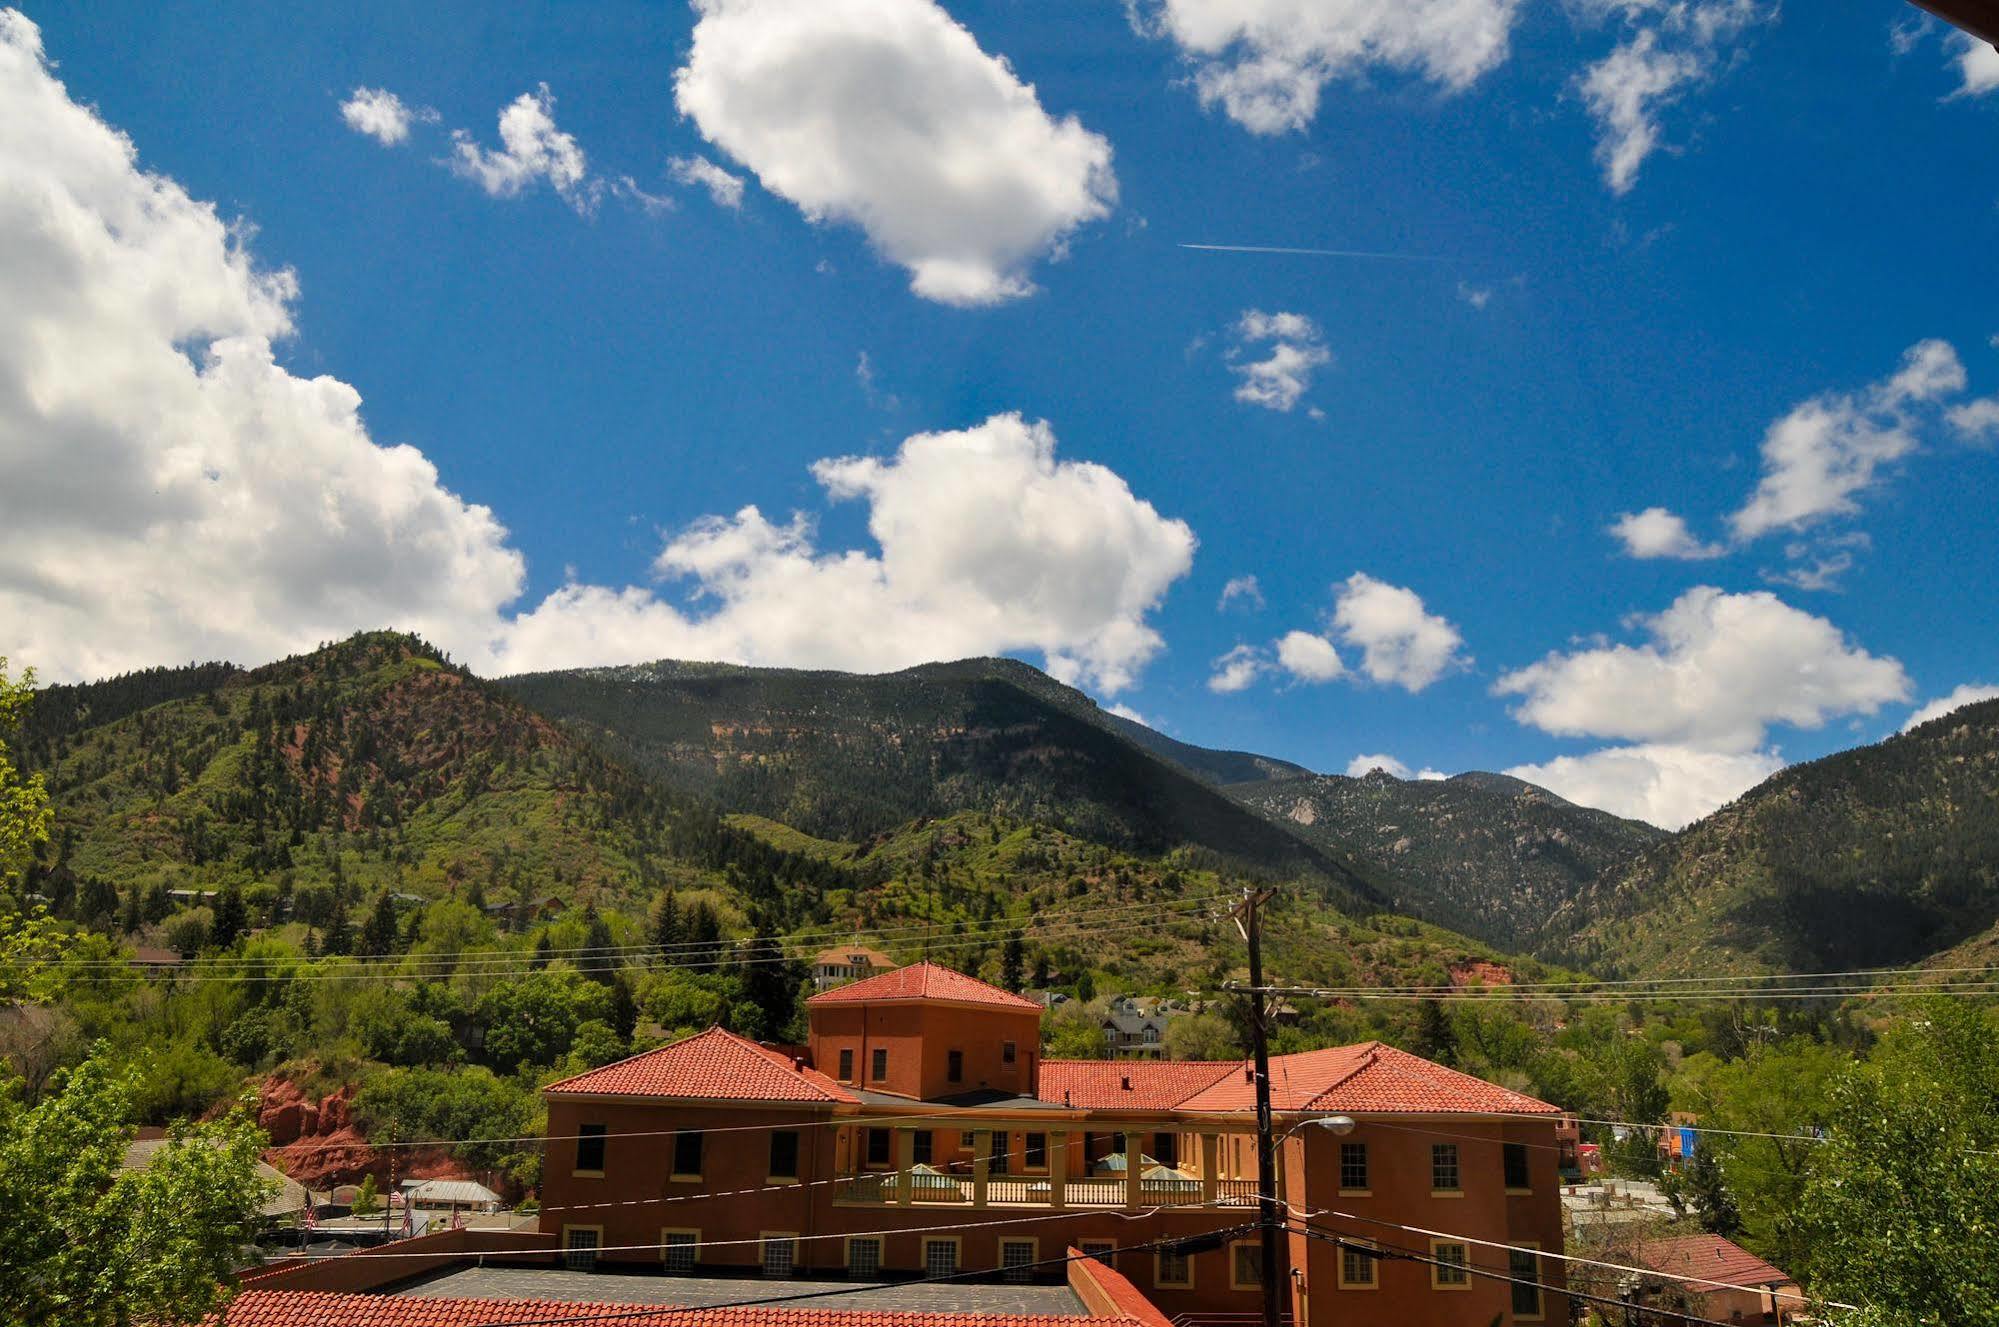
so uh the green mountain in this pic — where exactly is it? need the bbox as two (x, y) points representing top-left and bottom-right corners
(1228, 768), (1668, 951)
(1551, 698), (1999, 976)
(497, 656), (1382, 906)
(1097, 712), (1311, 786)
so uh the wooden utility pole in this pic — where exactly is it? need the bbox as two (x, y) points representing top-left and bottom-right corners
(1232, 886), (1283, 1327)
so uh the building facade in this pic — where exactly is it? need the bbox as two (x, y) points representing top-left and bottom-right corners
(540, 962), (1568, 1327)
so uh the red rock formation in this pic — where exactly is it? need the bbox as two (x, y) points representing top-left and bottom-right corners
(255, 1076), (478, 1191)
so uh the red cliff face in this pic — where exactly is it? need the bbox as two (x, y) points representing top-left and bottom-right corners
(256, 1077), (472, 1191)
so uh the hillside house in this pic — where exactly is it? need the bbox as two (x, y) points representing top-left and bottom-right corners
(813, 944), (896, 991)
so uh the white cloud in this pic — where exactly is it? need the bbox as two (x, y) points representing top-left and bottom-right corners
(340, 87), (433, 146)
(1275, 630), (1344, 682)
(1902, 683), (1999, 733)
(1218, 574), (1264, 612)
(1132, 0), (1520, 135)
(1577, 1), (1769, 195)
(1345, 753), (1447, 780)
(1456, 281), (1493, 309)
(1506, 743), (1780, 830)
(1730, 339), (1966, 541)
(673, 0), (1116, 306)
(449, 84), (597, 214)
(1331, 572), (1467, 691)
(1947, 395), (1999, 444)
(1208, 644), (1268, 694)
(668, 153), (745, 210)
(1952, 31), (1999, 96)
(1495, 587), (1910, 826)
(1608, 506), (1725, 560)
(0, 17), (1194, 697)
(1229, 309), (1331, 412)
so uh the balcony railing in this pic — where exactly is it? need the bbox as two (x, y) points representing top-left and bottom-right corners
(832, 1172), (1266, 1209)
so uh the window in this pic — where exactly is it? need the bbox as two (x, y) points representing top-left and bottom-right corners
(1431, 1240), (1470, 1290)
(1001, 1239), (1037, 1283)
(948, 1050), (964, 1082)
(574, 1122), (607, 1174)
(672, 1130), (703, 1179)
(1152, 1132), (1178, 1169)
(563, 1227), (601, 1271)
(838, 1048), (854, 1082)
(1338, 1241), (1377, 1290)
(662, 1231), (698, 1275)
(871, 1047), (888, 1080)
(866, 1128), (890, 1167)
(1025, 1132), (1047, 1170)
(762, 1235), (796, 1278)
(1002, 1040), (1017, 1065)
(1155, 1248), (1192, 1288)
(1339, 1141), (1369, 1192)
(1231, 1242), (1262, 1290)
(924, 1238), (959, 1278)
(1081, 1240), (1116, 1264)
(990, 1130), (1010, 1175)
(961, 1131), (978, 1149)
(913, 1129), (933, 1166)
(1431, 1143), (1461, 1193)
(847, 1236), (882, 1280)
(1509, 1247), (1542, 1318)
(769, 1130), (800, 1181)
(1503, 1142), (1531, 1192)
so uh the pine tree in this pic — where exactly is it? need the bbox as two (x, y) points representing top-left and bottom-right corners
(530, 932), (553, 970)
(580, 904), (616, 986)
(650, 890), (682, 961)
(1031, 952), (1051, 989)
(211, 882), (248, 949)
(323, 900), (354, 956)
(359, 890), (398, 958)
(1414, 999), (1457, 1066)
(1001, 935), (1026, 993)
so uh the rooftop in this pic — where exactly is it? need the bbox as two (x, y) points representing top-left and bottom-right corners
(1636, 1234), (1801, 1294)
(806, 961), (1041, 1010)
(402, 1269), (1089, 1315)
(544, 1026), (858, 1102)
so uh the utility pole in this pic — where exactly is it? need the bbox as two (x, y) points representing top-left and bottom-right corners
(1232, 886), (1283, 1327)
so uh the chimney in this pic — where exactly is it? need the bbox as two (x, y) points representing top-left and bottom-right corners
(793, 1056), (804, 1072)
(1121, 1075), (1131, 1091)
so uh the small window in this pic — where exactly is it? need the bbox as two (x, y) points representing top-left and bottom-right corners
(866, 1128), (891, 1166)
(1232, 1242), (1262, 1290)
(574, 1122), (607, 1174)
(1152, 1132), (1178, 1169)
(1080, 1240), (1115, 1264)
(762, 1235), (796, 1278)
(769, 1130), (801, 1181)
(1339, 1140), (1368, 1192)
(1431, 1143), (1461, 1193)
(1339, 1242), (1377, 1289)
(948, 1050), (964, 1082)
(989, 1131), (1010, 1175)
(924, 1239), (959, 1278)
(663, 1231), (697, 1275)
(961, 1130), (978, 1149)
(871, 1047), (888, 1080)
(838, 1048), (854, 1082)
(564, 1227), (600, 1271)
(1503, 1142), (1531, 1191)
(1432, 1240), (1470, 1289)
(1509, 1248), (1542, 1317)
(913, 1129), (933, 1166)
(1156, 1248), (1192, 1288)
(1025, 1132), (1048, 1170)
(673, 1130), (703, 1179)
(848, 1236), (882, 1280)
(1002, 1040), (1017, 1065)
(1001, 1239), (1037, 1283)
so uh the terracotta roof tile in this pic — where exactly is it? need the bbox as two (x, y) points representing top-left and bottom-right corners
(1037, 1061), (1238, 1111)
(543, 1026), (857, 1102)
(1637, 1235), (1800, 1293)
(806, 962), (1040, 1010)
(219, 1292), (1134, 1327)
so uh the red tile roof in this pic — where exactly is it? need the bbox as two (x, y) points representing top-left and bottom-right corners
(1039, 1061), (1237, 1111)
(806, 962), (1040, 1010)
(218, 1292), (1135, 1327)
(543, 1026), (858, 1102)
(1637, 1235), (1801, 1294)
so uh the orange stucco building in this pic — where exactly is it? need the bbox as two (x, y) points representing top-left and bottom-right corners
(539, 962), (1568, 1327)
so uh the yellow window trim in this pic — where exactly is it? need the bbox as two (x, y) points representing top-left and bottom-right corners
(1430, 1239), (1472, 1291)
(1511, 1241), (1546, 1322)
(1336, 1240), (1379, 1291)
(571, 1169), (605, 1179)
(1228, 1240), (1262, 1292)
(660, 1227), (700, 1270)
(1336, 1188), (1371, 1198)
(1153, 1247), (1195, 1289)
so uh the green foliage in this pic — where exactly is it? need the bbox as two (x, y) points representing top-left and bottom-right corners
(352, 1065), (541, 1180)
(1162, 1011), (1240, 1060)
(1041, 999), (1106, 1058)
(129, 1042), (245, 1124)
(1, 657), (54, 889)
(0, 1044), (271, 1327)
(352, 985), (461, 1067)
(475, 968), (613, 1073)
(352, 1172), (379, 1216)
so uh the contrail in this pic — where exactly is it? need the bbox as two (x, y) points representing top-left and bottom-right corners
(1180, 242), (1443, 262)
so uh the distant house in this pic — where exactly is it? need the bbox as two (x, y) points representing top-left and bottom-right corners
(402, 1178), (503, 1216)
(1633, 1234), (1805, 1325)
(482, 895), (566, 922)
(810, 944), (894, 991)
(1657, 1111), (1700, 1169)
(1101, 997), (1171, 1058)
(124, 1134), (309, 1222)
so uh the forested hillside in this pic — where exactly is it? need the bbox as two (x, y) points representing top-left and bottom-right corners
(1552, 697), (1999, 976)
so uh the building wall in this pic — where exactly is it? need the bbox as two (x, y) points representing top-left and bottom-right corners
(808, 1002), (1042, 1101)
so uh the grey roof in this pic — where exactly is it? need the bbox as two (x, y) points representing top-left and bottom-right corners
(124, 1137), (308, 1219)
(403, 1178), (502, 1206)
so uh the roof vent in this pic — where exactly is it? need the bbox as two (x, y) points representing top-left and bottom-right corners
(793, 1056), (804, 1072)
(1064, 1090), (1073, 1107)
(1244, 1067), (1255, 1084)
(1121, 1075), (1132, 1091)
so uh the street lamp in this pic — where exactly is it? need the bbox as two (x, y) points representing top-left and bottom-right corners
(1278, 1114), (1357, 1143)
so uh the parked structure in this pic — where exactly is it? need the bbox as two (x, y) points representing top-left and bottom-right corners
(539, 961), (1568, 1327)
(1631, 1234), (1804, 1325)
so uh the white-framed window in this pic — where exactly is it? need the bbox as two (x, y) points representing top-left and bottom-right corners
(1431, 1240), (1471, 1290)
(1001, 1238), (1038, 1283)
(847, 1236), (882, 1280)
(924, 1238), (961, 1278)
(661, 1230), (698, 1275)
(761, 1234), (797, 1279)
(563, 1226), (601, 1271)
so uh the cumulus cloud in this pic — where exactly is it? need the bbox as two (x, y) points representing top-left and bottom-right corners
(1275, 630), (1344, 682)
(673, 0), (1116, 305)
(668, 153), (746, 209)
(1346, 753), (1447, 780)
(1457, 281), (1493, 309)
(1331, 572), (1467, 691)
(0, 16), (1193, 695)
(340, 87), (434, 146)
(1608, 506), (1725, 560)
(450, 84), (598, 213)
(1952, 31), (1999, 96)
(1208, 644), (1268, 693)
(1229, 309), (1331, 412)
(1218, 574), (1265, 612)
(1902, 683), (1999, 733)
(1947, 395), (1999, 444)
(1495, 587), (1910, 827)
(1577, 0), (1769, 194)
(1131, 0), (1520, 135)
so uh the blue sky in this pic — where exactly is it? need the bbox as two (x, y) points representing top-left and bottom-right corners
(2, 1), (1995, 827)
